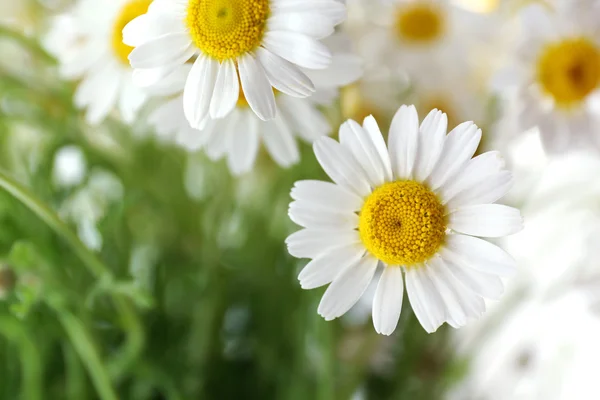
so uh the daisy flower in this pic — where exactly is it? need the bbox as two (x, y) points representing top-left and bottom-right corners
(494, 1), (600, 153)
(346, 0), (492, 78)
(286, 105), (523, 335)
(45, 0), (153, 125)
(123, 0), (345, 128)
(147, 34), (362, 175)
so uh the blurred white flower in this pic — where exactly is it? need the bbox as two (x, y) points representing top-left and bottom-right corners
(449, 293), (600, 400)
(45, 0), (151, 125)
(493, 0), (600, 154)
(287, 105), (522, 335)
(52, 145), (87, 188)
(123, 0), (345, 127)
(147, 34), (362, 175)
(347, 0), (494, 77)
(60, 169), (124, 250)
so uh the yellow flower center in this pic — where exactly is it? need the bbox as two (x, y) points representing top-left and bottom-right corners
(186, 0), (270, 61)
(536, 38), (600, 108)
(112, 0), (152, 64)
(394, 3), (446, 44)
(359, 181), (446, 266)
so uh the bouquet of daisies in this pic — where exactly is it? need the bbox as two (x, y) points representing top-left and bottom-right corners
(1, 0), (599, 399)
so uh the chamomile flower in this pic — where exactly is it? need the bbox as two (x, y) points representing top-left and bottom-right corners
(46, 0), (153, 125)
(494, 1), (600, 153)
(286, 105), (523, 335)
(124, 0), (345, 128)
(347, 0), (491, 78)
(147, 35), (362, 175)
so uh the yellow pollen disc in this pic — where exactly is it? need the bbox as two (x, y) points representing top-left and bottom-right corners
(112, 0), (152, 64)
(394, 3), (446, 44)
(186, 0), (270, 61)
(536, 38), (600, 108)
(359, 181), (446, 266)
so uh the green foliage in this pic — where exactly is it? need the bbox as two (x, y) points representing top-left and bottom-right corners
(0, 23), (459, 400)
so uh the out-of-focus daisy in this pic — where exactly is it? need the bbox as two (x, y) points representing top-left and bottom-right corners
(494, 1), (600, 153)
(147, 35), (362, 175)
(449, 293), (600, 400)
(347, 0), (491, 77)
(45, 0), (152, 125)
(124, 0), (345, 127)
(286, 105), (522, 335)
(409, 54), (491, 130)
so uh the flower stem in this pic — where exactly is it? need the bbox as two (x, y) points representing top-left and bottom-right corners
(0, 169), (145, 382)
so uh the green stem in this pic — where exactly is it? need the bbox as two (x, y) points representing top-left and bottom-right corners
(0, 25), (56, 65)
(0, 169), (145, 380)
(57, 311), (118, 400)
(0, 169), (106, 278)
(0, 316), (43, 400)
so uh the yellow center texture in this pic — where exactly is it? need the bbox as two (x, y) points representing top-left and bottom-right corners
(537, 38), (600, 108)
(395, 3), (445, 44)
(186, 0), (270, 61)
(359, 181), (446, 266)
(112, 0), (152, 64)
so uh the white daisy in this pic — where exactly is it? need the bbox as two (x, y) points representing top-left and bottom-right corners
(347, 0), (492, 77)
(494, 1), (600, 153)
(123, 0), (345, 128)
(408, 52), (490, 131)
(147, 34), (362, 175)
(45, 0), (153, 125)
(286, 105), (523, 335)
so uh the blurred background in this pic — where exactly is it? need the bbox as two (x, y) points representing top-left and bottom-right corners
(1, 0), (600, 399)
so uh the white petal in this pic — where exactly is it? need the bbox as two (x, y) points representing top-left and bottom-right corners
(426, 256), (486, 327)
(446, 172), (513, 211)
(118, 81), (147, 124)
(302, 51), (362, 89)
(204, 113), (237, 160)
(449, 204), (524, 238)
(262, 116), (300, 167)
(123, 14), (184, 47)
(226, 112), (260, 175)
(286, 229), (361, 259)
(271, 0), (346, 26)
(238, 53), (276, 121)
(183, 55), (218, 128)
(278, 96), (330, 141)
(413, 109), (448, 182)
(210, 59), (239, 119)
(268, 12), (334, 39)
(388, 105), (419, 180)
(428, 122), (482, 191)
(288, 201), (358, 230)
(405, 266), (445, 333)
(440, 234), (517, 277)
(339, 119), (387, 187)
(262, 31), (332, 70)
(363, 116), (393, 181)
(372, 266), (404, 335)
(313, 137), (371, 197)
(298, 244), (365, 289)
(128, 33), (191, 69)
(317, 255), (378, 321)
(438, 151), (506, 205)
(256, 47), (315, 98)
(291, 180), (364, 212)
(444, 259), (504, 300)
